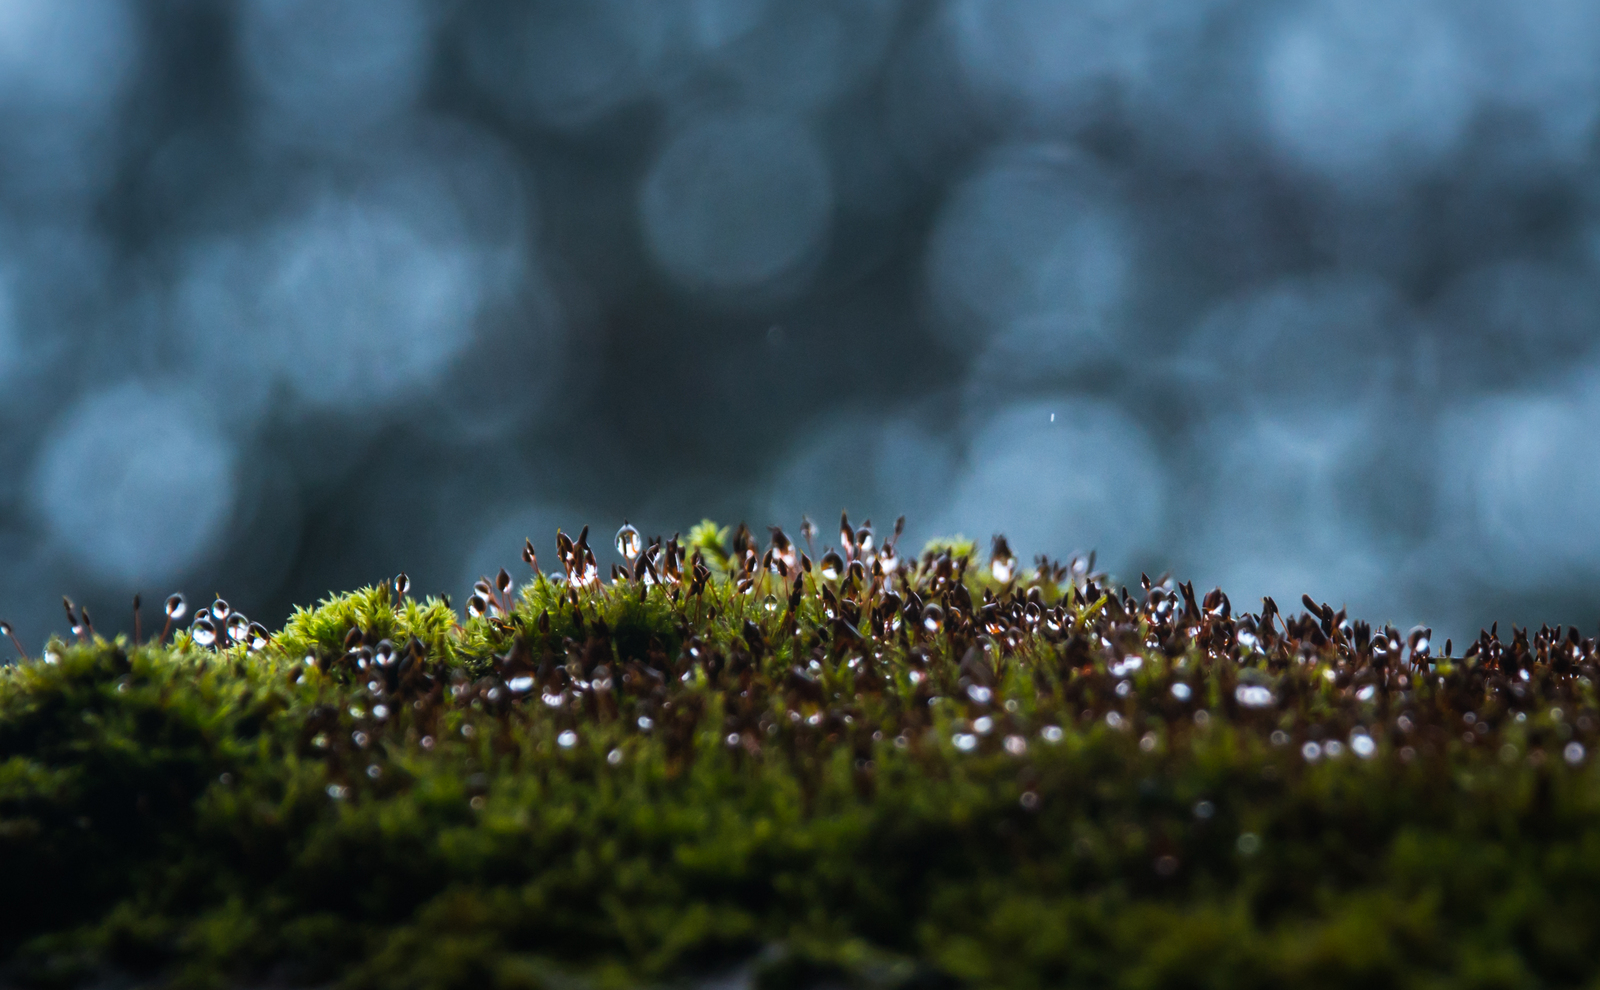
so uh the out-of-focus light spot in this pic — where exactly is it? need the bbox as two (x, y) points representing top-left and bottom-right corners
(31, 383), (237, 586)
(1176, 274), (1407, 412)
(0, 0), (140, 196)
(927, 146), (1133, 361)
(1439, 382), (1600, 585)
(1259, 0), (1475, 189)
(640, 111), (832, 296)
(1464, 0), (1600, 165)
(175, 143), (529, 416)
(712, 1), (896, 113)
(466, 0), (671, 130)
(1428, 260), (1600, 386)
(1179, 407), (1403, 622)
(928, 143), (1139, 364)
(932, 399), (1166, 572)
(947, 0), (1213, 127)
(238, 0), (433, 145)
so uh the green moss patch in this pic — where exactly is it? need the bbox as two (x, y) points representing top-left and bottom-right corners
(2, 522), (1600, 989)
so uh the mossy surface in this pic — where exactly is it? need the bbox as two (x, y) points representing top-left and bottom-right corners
(3, 523), (1600, 989)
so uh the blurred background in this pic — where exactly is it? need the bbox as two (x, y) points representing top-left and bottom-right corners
(2, 0), (1599, 651)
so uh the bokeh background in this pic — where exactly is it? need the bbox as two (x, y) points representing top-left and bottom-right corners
(2, 0), (1599, 651)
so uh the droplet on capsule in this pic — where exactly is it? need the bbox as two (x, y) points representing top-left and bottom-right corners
(615, 522), (642, 562)
(466, 595), (488, 619)
(192, 617), (218, 648)
(165, 594), (187, 620)
(819, 551), (844, 581)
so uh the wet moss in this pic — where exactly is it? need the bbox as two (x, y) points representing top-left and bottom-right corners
(3, 521), (1600, 989)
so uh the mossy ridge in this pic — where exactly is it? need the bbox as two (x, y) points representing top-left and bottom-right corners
(0, 520), (1598, 989)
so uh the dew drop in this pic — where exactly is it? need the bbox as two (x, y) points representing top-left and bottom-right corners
(191, 616), (218, 648)
(395, 572), (410, 597)
(210, 598), (231, 622)
(763, 594), (778, 613)
(373, 639), (396, 666)
(991, 556), (1015, 584)
(226, 613), (251, 645)
(615, 522), (642, 562)
(465, 595), (487, 619)
(164, 594), (187, 620)
(921, 602), (944, 633)
(819, 551), (844, 581)
(0, 621), (10, 637)
(247, 622), (269, 652)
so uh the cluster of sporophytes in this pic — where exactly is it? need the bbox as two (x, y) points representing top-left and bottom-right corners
(4, 515), (1600, 990)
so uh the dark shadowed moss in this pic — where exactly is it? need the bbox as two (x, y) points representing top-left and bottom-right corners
(3, 521), (1600, 989)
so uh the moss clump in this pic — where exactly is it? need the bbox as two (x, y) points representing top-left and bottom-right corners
(3, 520), (1600, 989)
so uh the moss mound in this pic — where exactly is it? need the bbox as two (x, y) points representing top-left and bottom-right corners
(3, 519), (1600, 989)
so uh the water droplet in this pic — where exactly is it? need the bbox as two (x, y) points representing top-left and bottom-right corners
(191, 617), (218, 648)
(991, 557), (1015, 584)
(466, 595), (487, 619)
(615, 522), (642, 561)
(0, 621), (10, 637)
(373, 640), (396, 666)
(395, 572), (410, 597)
(878, 544), (899, 574)
(165, 594), (187, 620)
(763, 594), (778, 613)
(637, 715), (654, 731)
(558, 730), (578, 748)
(817, 551), (843, 581)
(1234, 685), (1275, 708)
(210, 598), (230, 622)
(474, 579), (493, 599)
(855, 526), (874, 553)
(921, 603), (944, 633)
(247, 622), (269, 652)
(226, 613), (251, 645)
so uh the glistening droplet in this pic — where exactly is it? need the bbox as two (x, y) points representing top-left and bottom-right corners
(763, 594), (778, 613)
(226, 613), (250, 644)
(395, 572), (410, 597)
(466, 595), (487, 619)
(247, 622), (269, 652)
(165, 594), (187, 620)
(921, 603), (945, 633)
(210, 598), (230, 622)
(615, 522), (642, 562)
(192, 617), (218, 648)
(819, 551), (844, 581)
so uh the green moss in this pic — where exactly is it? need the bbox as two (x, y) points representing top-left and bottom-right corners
(2, 527), (1600, 988)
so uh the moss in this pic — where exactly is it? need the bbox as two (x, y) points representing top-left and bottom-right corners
(2, 525), (1600, 988)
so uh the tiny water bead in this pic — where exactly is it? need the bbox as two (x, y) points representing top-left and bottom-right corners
(211, 598), (230, 621)
(191, 616), (218, 648)
(164, 594), (187, 620)
(226, 613), (251, 645)
(466, 595), (487, 618)
(395, 572), (410, 596)
(615, 522), (642, 561)
(819, 551), (844, 581)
